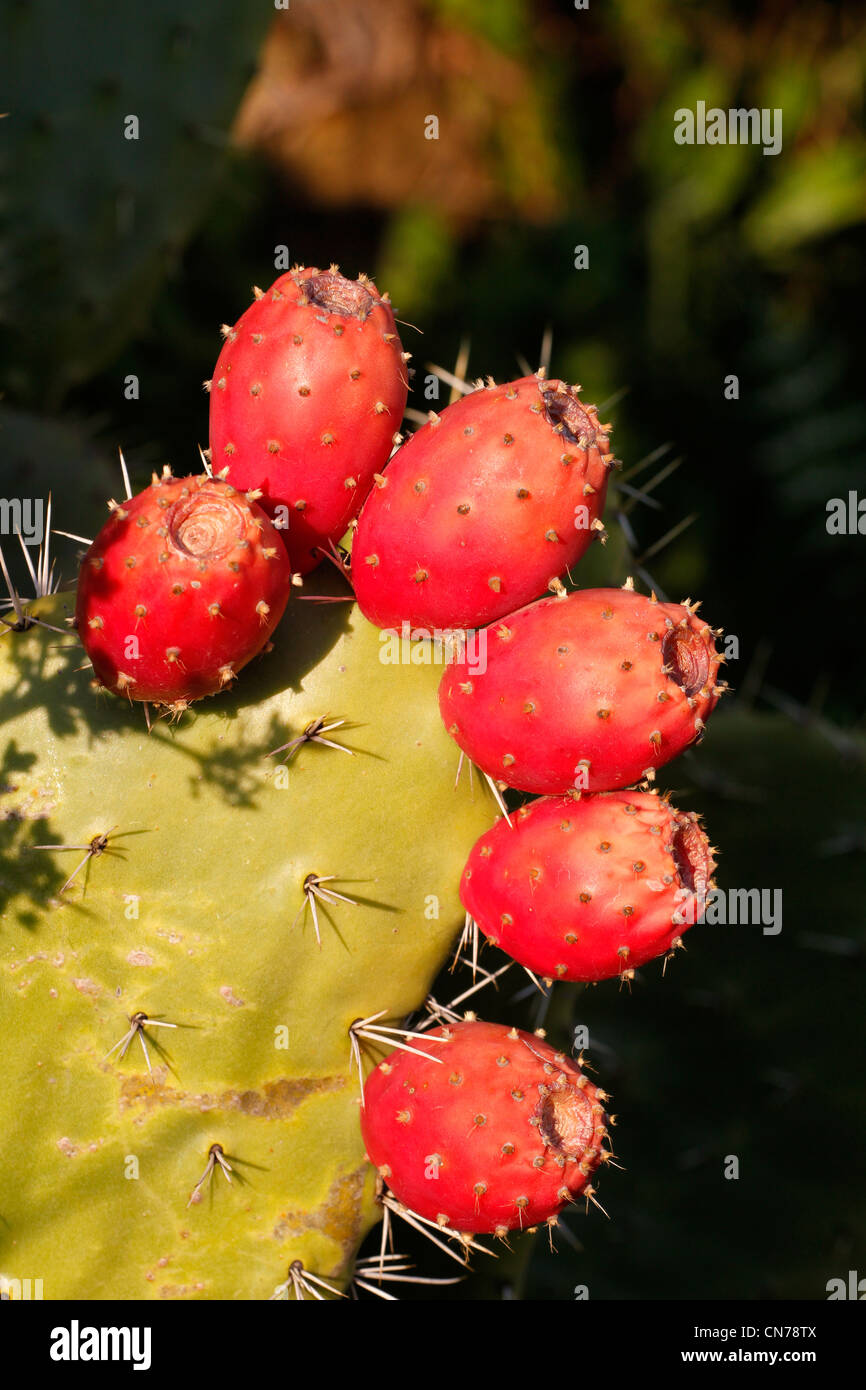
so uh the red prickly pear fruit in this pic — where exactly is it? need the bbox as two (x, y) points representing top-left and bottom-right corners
(75, 474), (293, 708)
(461, 791), (716, 983)
(207, 265), (409, 574)
(361, 1020), (610, 1235)
(352, 374), (614, 630)
(439, 584), (723, 793)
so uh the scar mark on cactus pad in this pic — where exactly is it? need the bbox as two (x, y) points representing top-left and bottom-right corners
(117, 1074), (344, 1118)
(126, 949), (154, 967)
(73, 978), (102, 997)
(271, 1164), (369, 1267)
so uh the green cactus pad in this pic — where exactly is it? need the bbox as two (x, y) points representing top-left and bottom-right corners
(0, 576), (496, 1299)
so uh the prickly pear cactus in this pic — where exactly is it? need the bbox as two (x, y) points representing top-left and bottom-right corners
(0, 575), (495, 1299)
(0, 0), (273, 404)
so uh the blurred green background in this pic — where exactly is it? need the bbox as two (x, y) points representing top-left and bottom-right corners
(2, 0), (864, 1299)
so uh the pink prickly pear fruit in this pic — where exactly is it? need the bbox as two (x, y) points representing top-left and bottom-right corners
(360, 1020), (611, 1236)
(75, 473), (293, 709)
(352, 373), (614, 630)
(439, 582), (724, 793)
(460, 790), (716, 983)
(207, 265), (409, 575)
